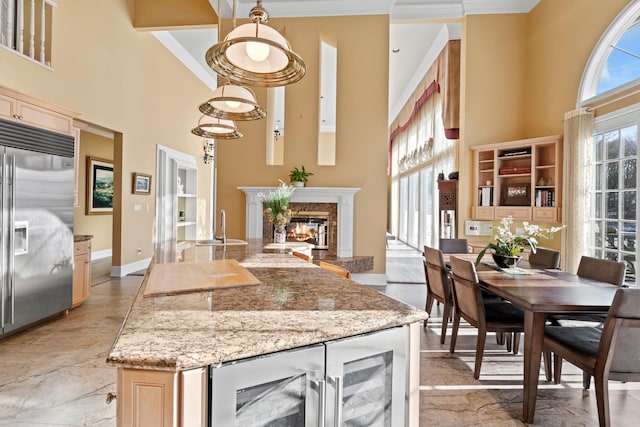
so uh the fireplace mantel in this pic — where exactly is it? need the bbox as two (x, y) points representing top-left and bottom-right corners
(238, 187), (360, 257)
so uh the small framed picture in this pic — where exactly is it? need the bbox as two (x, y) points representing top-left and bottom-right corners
(133, 173), (152, 195)
(501, 183), (530, 206)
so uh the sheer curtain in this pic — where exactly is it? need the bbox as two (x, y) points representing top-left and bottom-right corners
(562, 108), (594, 272)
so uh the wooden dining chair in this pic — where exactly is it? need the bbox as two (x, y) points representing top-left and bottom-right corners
(439, 238), (469, 254)
(423, 246), (454, 343)
(292, 251), (313, 263)
(528, 247), (560, 269)
(449, 256), (525, 379)
(545, 255), (627, 381)
(544, 288), (640, 427)
(319, 261), (351, 279)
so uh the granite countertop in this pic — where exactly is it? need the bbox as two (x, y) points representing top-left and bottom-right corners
(74, 235), (93, 242)
(107, 239), (428, 371)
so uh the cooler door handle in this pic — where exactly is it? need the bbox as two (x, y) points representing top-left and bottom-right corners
(0, 153), (4, 328)
(312, 379), (326, 427)
(331, 376), (343, 427)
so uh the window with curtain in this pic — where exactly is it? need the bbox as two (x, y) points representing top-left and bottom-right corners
(590, 110), (640, 286)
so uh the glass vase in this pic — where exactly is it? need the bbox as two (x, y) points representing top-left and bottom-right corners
(273, 223), (287, 244)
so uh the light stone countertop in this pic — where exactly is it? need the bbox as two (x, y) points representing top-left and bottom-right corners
(107, 239), (428, 371)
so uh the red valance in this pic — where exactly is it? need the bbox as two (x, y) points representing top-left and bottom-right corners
(389, 80), (440, 143)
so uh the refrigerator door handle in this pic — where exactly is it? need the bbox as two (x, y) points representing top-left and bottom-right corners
(0, 152), (4, 328)
(8, 154), (15, 324)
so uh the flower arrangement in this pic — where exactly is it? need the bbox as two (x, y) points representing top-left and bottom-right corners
(259, 180), (295, 227)
(476, 216), (564, 266)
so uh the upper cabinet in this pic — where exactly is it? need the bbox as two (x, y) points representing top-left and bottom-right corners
(0, 87), (76, 136)
(471, 135), (563, 222)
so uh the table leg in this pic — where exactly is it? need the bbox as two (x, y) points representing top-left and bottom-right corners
(523, 311), (545, 423)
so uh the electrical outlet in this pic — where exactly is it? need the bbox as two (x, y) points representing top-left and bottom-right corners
(137, 248), (142, 255)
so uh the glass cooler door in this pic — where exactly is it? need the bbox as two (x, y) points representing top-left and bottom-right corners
(324, 327), (408, 427)
(210, 344), (325, 427)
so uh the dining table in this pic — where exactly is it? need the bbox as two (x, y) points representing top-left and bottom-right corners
(448, 254), (620, 424)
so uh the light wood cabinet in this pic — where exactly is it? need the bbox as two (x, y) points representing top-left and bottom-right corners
(0, 87), (76, 135)
(471, 135), (563, 222)
(72, 239), (92, 308)
(116, 367), (208, 427)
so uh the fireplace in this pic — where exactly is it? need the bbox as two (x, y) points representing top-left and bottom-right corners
(262, 203), (337, 255)
(287, 211), (329, 249)
(239, 187), (360, 257)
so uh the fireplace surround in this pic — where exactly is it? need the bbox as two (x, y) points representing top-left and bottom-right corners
(239, 187), (360, 257)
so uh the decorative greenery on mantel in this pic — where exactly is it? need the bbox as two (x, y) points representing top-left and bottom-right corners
(289, 165), (314, 186)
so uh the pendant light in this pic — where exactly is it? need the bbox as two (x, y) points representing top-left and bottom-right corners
(199, 83), (266, 120)
(191, 115), (243, 140)
(206, 0), (306, 87)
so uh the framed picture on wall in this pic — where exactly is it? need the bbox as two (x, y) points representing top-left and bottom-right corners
(86, 156), (114, 215)
(133, 172), (152, 195)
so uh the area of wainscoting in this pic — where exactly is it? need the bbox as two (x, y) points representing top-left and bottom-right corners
(1, 246), (640, 426)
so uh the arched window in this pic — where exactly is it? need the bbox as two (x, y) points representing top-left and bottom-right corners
(578, 1), (640, 105)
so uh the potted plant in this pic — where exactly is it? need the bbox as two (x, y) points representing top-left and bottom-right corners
(289, 165), (314, 187)
(476, 216), (564, 268)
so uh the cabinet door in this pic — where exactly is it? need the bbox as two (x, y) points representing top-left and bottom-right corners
(325, 327), (407, 427)
(210, 345), (325, 426)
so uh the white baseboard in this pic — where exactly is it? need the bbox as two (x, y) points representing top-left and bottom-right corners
(111, 258), (151, 277)
(91, 249), (112, 261)
(351, 273), (387, 286)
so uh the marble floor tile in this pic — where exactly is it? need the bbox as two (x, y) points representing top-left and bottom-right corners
(1, 250), (639, 426)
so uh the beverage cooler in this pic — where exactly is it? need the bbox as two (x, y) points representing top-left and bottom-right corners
(210, 326), (408, 426)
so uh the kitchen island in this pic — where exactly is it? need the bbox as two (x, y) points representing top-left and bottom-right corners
(108, 239), (427, 426)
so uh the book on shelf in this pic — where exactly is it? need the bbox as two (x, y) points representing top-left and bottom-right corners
(535, 189), (555, 207)
(479, 187), (493, 207)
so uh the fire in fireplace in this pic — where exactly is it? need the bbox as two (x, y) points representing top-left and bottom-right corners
(286, 211), (329, 249)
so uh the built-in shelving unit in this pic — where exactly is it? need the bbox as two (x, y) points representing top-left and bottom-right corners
(177, 166), (197, 242)
(471, 135), (563, 222)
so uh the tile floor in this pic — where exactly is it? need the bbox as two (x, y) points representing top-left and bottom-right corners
(0, 246), (639, 426)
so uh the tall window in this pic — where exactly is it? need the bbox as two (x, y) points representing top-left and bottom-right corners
(591, 109), (640, 286)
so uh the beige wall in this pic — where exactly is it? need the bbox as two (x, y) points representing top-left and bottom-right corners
(133, 0), (216, 29)
(0, 0), (214, 268)
(456, 0), (633, 249)
(217, 15), (390, 273)
(74, 131), (114, 253)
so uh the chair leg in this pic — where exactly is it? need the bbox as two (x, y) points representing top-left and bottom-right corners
(425, 293), (434, 315)
(505, 333), (512, 352)
(553, 354), (563, 384)
(474, 329), (487, 380)
(543, 351), (552, 382)
(583, 371), (592, 390)
(440, 302), (451, 345)
(594, 373), (610, 427)
(449, 313), (461, 354)
(512, 333), (520, 355)
(496, 332), (505, 345)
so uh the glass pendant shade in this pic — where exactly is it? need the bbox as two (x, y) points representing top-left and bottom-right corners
(206, 1), (306, 87)
(191, 116), (243, 139)
(199, 84), (266, 120)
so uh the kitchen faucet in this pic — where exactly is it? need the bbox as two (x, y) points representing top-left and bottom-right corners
(215, 210), (226, 244)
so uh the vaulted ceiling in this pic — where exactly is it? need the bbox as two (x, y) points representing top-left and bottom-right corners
(152, 0), (540, 127)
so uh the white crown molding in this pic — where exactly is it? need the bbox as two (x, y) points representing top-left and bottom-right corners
(216, 0), (540, 20)
(151, 31), (218, 91)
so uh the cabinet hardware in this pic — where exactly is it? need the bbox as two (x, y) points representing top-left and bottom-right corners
(312, 379), (326, 427)
(106, 392), (116, 404)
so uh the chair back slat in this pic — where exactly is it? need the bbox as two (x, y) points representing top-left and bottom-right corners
(439, 238), (469, 254)
(599, 288), (640, 375)
(449, 256), (484, 328)
(528, 247), (560, 269)
(577, 255), (626, 286)
(424, 246), (451, 303)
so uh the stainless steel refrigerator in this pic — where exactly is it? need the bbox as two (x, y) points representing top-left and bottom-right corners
(0, 118), (75, 337)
